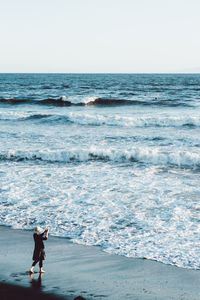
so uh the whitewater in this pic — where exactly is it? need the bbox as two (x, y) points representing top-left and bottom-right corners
(0, 73), (200, 270)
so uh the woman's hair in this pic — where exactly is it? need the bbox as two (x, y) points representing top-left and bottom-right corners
(34, 226), (43, 235)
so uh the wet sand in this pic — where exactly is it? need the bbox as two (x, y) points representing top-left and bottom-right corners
(0, 225), (199, 300)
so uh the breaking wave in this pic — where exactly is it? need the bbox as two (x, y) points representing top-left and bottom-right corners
(1, 147), (200, 168)
(63, 114), (200, 128)
(1, 111), (200, 128)
(0, 97), (192, 107)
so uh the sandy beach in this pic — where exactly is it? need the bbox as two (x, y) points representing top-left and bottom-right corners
(0, 226), (199, 300)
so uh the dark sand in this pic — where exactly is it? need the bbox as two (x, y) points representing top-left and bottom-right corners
(0, 281), (67, 300)
(0, 226), (199, 300)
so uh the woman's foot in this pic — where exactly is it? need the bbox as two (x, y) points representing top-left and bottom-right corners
(29, 266), (34, 273)
(40, 268), (46, 273)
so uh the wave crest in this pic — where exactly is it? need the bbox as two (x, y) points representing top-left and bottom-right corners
(1, 147), (200, 168)
(0, 97), (192, 107)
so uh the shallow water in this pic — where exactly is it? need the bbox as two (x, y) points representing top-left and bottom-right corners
(0, 73), (200, 269)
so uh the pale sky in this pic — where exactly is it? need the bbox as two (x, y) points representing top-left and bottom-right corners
(0, 0), (200, 73)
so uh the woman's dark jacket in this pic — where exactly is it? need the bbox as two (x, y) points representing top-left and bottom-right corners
(32, 232), (47, 261)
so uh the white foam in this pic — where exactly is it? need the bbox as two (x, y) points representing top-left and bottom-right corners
(0, 111), (30, 120)
(0, 162), (199, 270)
(82, 96), (98, 104)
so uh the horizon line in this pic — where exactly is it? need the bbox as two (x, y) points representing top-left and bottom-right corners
(0, 72), (200, 75)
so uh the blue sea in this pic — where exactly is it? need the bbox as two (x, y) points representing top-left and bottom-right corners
(0, 73), (200, 270)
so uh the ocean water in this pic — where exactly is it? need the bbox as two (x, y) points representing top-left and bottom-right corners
(0, 73), (200, 270)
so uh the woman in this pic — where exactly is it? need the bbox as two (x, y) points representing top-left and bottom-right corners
(30, 226), (49, 274)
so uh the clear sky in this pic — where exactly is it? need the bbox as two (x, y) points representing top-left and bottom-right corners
(0, 0), (200, 73)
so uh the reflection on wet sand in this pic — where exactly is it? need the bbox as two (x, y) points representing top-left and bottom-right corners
(30, 273), (43, 290)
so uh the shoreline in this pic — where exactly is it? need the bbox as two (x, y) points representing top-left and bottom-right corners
(0, 225), (199, 300)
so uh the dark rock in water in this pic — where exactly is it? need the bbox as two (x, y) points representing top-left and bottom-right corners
(62, 84), (70, 88)
(40, 98), (72, 106)
(86, 97), (132, 105)
(0, 98), (31, 104)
